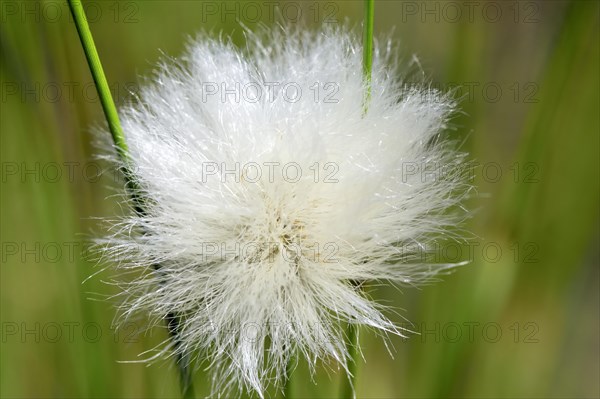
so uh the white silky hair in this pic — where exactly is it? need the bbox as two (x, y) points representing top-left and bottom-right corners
(100, 25), (471, 398)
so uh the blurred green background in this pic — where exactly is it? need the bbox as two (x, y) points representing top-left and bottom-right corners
(1, 0), (598, 398)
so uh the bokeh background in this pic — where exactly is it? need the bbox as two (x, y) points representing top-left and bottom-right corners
(1, 0), (598, 398)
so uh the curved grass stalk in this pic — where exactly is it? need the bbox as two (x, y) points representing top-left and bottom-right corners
(66, 0), (127, 160)
(67, 1), (195, 397)
(339, 1), (374, 397)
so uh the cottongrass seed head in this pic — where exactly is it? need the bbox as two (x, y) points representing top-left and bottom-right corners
(101, 25), (470, 398)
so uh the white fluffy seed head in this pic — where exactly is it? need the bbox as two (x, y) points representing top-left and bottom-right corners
(100, 25), (470, 397)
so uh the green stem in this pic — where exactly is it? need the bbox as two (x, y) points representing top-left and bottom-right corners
(340, 1), (374, 397)
(282, 356), (294, 398)
(67, 0), (128, 162)
(67, 1), (195, 398)
(340, 323), (359, 399)
(166, 312), (196, 399)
